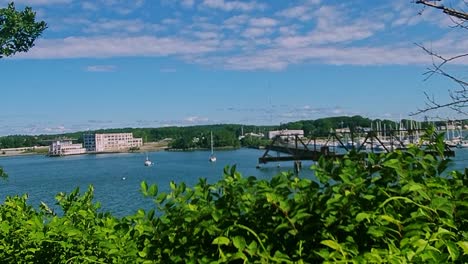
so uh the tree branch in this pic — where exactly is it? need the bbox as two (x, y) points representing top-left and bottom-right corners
(416, 0), (468, 20)
(411, 91), (468, 115)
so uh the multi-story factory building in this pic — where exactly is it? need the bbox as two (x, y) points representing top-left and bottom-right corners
(83, 133), (143, 152)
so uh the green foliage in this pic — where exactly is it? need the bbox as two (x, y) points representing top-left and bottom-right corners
(278, 116), (459, 137)
(0, 129), (466, 263)
(240, 135), (270, 148)
(280, 115), (378, 136)
(169, 128), (241, 150)
(0, 135), (46, 149)
(0, 124), (272, 149)
(0, 2), (47, 58)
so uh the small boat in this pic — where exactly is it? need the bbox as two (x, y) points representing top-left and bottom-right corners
(144, 154), (153, 166)
(209, 131), (216, 162)
(456, 141), (468, 148)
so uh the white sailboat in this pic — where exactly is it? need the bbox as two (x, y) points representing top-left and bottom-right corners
(144, 153), (153, 166)
(209, 131), (217, 162)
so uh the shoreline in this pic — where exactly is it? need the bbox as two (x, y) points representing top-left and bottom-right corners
(0, 141), (170, 158)
(166, 146), (239, 152)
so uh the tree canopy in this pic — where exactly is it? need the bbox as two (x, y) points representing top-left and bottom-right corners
(0, 2), (47, 58)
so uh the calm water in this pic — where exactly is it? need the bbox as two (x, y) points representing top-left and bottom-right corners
(0, 149), (315, 216)
(0, 148), (466, 216)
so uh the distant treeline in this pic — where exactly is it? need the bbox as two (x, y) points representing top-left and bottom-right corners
(0, 124), (275, 150)
(278, 116), (455, 137)
(1, 116), (466, 149)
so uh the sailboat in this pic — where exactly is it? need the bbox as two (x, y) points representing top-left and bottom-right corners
(209, 131), (217, 162)
(144, 153), (153, 166)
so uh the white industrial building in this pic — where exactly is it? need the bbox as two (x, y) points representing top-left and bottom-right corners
(48, 140), (86, 156)
(83, 133), (143, 152)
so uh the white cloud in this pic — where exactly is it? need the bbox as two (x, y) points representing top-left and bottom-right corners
(8, 0), (468, 72)
(86, 65), (117, 72)
(277, 106), (357, 121)
(223, 15), (249, 31)
(202, 0), (265, 11)
(278, 25), (299, 36)
(181, 0), (194, 8)
(81, 1), (98, 11)
(391, 0), (454, 28)
(85, 19), (143, 33)
(192, 31), (220, 40)
(93, 0), (145, 15)
(162, 18), (180, 25)
(185, 116), (209, 123)
(276, 0), (321, 21)
(217, 44), (437, 71)
(0, 0), (72, 5)
(242, 27), (273, 38)
(16, 36), (218, 59)
(277, 5), (312, 21)
(249, 17), (277, 27)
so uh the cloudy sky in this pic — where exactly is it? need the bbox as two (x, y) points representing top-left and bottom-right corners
(0, 0), (466, 135)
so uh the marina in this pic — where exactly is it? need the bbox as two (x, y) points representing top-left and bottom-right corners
(258, 129), (459, 165)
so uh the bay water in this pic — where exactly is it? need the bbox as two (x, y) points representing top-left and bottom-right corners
(0, 148), (466, 216)
(0, 149), (313, 216)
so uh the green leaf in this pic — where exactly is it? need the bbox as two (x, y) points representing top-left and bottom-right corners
(321, 240), (341, 251)
(368, 226), (385, 238)
(247, 241), (258, 254)
(212, 236), (230, 246)
(362, 194), (375, 200)
(457, 241), (468, 255)
(140, 181), (148, 195)
(356, 212), (371, 222)
(232, 236), (246, 250)
(148, 184), (158, 197)
(211, 210), (221, 222)
(379, 214), (401, 225)
(447, 241), (459, 261)
(414, 239), (428, 254)
(275, 222), (290, 232)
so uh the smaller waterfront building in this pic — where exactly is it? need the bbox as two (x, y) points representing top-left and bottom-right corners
(48, 140), (86, 156)
(83, 133), (143, 152)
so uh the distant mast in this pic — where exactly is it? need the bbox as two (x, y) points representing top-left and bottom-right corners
(209, 131), (217, 162)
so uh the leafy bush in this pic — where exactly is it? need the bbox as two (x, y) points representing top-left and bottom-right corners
(0, 130), (467, 263)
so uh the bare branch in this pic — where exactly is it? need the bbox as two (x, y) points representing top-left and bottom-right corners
(411, 1), (467, 115)
(411, 92), (468, 116)
(416, 0), (468, 20)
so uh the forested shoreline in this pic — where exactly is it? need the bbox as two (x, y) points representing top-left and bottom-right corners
(2, 116), (464, 149)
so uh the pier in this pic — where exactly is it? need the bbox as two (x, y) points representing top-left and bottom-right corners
(258, 130), (455, 165)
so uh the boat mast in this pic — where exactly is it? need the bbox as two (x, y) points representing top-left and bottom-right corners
(211, 131), (214, 155)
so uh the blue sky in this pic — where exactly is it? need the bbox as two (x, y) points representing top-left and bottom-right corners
(0, 0), (466, 135)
